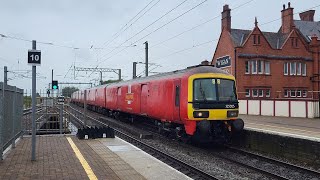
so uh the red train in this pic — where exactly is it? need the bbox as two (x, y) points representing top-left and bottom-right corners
(71, 65), (244, 143)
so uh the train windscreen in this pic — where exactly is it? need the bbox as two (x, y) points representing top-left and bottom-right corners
(193, 78), (237, 102)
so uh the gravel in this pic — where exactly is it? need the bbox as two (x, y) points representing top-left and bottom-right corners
(69, 105), (320, 180)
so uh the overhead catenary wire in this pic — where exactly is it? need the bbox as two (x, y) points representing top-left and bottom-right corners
(257, 4), (320, 27)
(96, 0), (160, 51)
(96, 0), (190, 64)
(136, 38), (218, 77)
(149, 0), (255, 48)
(97, 0), (208, 66)
(130, 0), (209, 45)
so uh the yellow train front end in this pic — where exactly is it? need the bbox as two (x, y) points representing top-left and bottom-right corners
(187, 73), (244, 143)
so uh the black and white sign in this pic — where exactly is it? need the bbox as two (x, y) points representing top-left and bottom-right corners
(28, 50), (41, 66)
(58, 96), (65, 103)
(216, 56), (231, 68)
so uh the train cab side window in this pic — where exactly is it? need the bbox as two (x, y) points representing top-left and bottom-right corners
(175, 86), (180, 107)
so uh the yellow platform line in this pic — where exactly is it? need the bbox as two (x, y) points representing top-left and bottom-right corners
(66, 137), (98, 180)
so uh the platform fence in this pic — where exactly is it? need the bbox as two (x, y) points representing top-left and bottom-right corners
(0, 82), (24, 160)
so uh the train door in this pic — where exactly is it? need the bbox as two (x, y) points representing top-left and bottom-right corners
(173, 79), (181, 121)
(116, 87), (121, 110)
(140, 84), (148, 115)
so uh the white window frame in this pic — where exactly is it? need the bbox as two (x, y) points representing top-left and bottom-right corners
(290, 90), (296, 97)
(265, 61), (270, 75)
(252, 60), (257, 74)
(245, 61), (250, 74)
(284, 89), (289, 97)
(284, 62), (288, 75)
(258, 89), (263, 97)
(266, 89), (271, 97)
(297, 63), (301, 75)
(302, 90), (307, 97)
(302, 63), (306, 76)
(258, 60), (264, 74)
(252, 89), (258, 97)
(297, 90), (302, 97)
(245, 89), (250, 97)
(290, 62), (296, 75)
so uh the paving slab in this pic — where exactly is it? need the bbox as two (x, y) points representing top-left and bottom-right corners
(240, 114), (320, 141)
(94, 137), (192, 180)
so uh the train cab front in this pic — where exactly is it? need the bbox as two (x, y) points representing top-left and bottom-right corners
(186, 73), (244, 144)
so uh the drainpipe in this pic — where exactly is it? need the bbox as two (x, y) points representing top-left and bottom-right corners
(234, 48), (237, 79)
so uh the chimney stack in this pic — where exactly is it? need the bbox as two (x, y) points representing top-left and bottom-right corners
(221, 5), (231, 32)
(299, 10), (315, 21)
(281, 2), (294, 33)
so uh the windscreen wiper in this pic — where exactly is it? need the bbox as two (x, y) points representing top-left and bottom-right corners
(199, 81), (207, 101)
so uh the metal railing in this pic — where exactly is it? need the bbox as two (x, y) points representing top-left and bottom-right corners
(0, 82), (24, 160)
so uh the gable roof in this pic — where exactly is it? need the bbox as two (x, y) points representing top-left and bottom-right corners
(294, 20), (320, 42)
(230, 29), (251, 46)
(230, 28), (288, 49)
(261, 32), (288, 49)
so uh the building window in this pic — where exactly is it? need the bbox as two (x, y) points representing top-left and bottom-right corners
(258, 89), (263, 97)
(302, 63), (306, 76)
(245, 61), (250, 74)
(252, 89), (258, 97)
(284, 89), (289, 97)
(290, 90), (296, 97)
(291, 38), (298, 48)
(245, 89), (250, 97)
(258, 60), (264, 74)
(266, 89), (271, 97)
(290, 62), (296, 75)
(297, 90), (302, 97)
(302, 90), (307, 97)
(265, 61), (270, 75)
(252, 60), (257, 74)
(284, 62), (288, 75)
(297, 63), (301, 75)
(253, 35), (261, 45)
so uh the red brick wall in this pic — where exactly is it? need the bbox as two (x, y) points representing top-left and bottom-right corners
(211, 29), (235, 74)
(212, 26), (315, 99)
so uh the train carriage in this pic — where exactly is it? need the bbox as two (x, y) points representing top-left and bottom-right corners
(72, 65), (244, 143)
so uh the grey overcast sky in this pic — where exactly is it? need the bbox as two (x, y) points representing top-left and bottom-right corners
(0, 0), (319, 93)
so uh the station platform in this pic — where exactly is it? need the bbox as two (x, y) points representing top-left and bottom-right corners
(240, 114), (320, 141)
(0, 135), (190, 180)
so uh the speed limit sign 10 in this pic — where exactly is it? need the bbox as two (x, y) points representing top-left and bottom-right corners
(28, 50), (41, 66)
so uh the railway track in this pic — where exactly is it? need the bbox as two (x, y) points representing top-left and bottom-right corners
(69, 104), (320, 179)
(222, 146), (320, 179)
(67, 105), (218, 180)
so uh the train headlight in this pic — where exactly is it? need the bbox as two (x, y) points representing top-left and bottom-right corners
(227, 110), (238, 117)
(193, 111), (209, 118)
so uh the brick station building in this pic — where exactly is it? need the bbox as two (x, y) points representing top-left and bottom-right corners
(211, 2), (320, 118)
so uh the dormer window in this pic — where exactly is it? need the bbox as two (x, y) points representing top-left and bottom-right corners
(253, 35), (261, 45)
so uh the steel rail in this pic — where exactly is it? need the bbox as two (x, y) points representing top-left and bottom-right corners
(226, 146), (320, 178)
(68, 105), (218, 180)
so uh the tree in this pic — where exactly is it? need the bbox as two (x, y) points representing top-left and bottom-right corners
(62, 86), (79, 97)
(101, 79), (121, 85)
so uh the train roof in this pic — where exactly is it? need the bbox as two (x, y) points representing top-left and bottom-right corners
(71, 65), (233, 94)
(105, 65), (231, 87)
